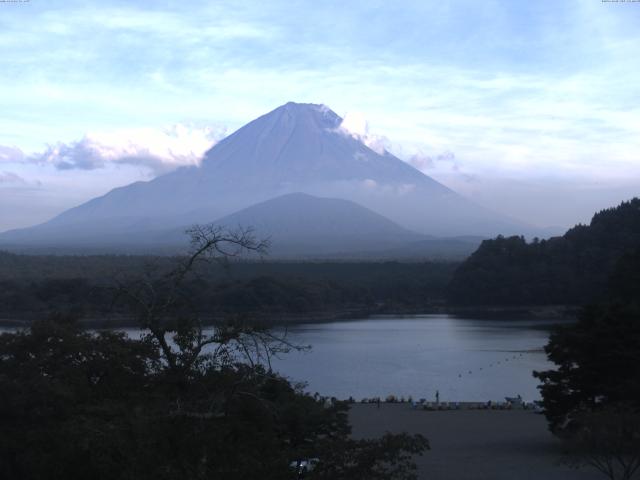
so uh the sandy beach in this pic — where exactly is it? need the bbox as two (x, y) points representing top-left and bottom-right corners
(349, 404), (602, 480)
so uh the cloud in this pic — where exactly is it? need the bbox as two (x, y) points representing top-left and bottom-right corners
(407, 152), (434, 170)
(403, 148), (484, 187)
(0, 169), (43, 189)
(362, 178), (378, 189)
(0, 145), (25, 163)
(407, 150), (457, 170)
(397, 183), (416, 195)
(359, 178), (415, 196)
(29, 124), (225, 174)
(0, 171), (27, 185)
(337, 112), (390, 155)
(1, 1), (638, 233)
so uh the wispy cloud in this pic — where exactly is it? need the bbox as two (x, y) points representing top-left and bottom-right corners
(407, 151), (456, 171)
(0, 145), (25, 163)
(337, 111), (390, 155)
(28, 125), (224, 174)
(0, 171), (27, 185)
(0, 0), (639, 230)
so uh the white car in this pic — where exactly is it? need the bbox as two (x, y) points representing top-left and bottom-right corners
(290, 458), (320, 476)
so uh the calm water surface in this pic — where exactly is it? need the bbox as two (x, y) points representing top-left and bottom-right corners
(1, 314), (564, 403)
(269, 314), (563, 402)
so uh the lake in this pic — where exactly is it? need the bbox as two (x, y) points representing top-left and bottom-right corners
(269, 315), (562, 403)
(1, 314), (563, 403)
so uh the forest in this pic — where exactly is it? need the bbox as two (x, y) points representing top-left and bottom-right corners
(448, 198), (640, 306)
(0, 252), (456, 325)
(2, 198), (640, 326)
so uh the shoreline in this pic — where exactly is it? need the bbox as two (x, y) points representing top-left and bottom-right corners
(0, 304), (578, 329)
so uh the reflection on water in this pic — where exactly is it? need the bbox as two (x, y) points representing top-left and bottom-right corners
(269, 315), (565, 402)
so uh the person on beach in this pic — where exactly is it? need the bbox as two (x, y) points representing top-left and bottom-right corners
(436, 390), (440, 404)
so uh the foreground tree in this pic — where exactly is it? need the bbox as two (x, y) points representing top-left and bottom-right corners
(0, 225), (428, 480)
(534, 249), (640, 479)
(564, 408), (640, 480)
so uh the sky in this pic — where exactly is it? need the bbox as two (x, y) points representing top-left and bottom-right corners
(1, 0), (639, 232)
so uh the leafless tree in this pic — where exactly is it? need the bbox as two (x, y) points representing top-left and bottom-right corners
(115, 224), (306, 374)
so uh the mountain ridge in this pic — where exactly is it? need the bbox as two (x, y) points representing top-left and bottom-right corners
(0, 102), (529, 251)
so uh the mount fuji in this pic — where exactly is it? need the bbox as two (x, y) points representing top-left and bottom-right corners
(0, 102), (526, 255)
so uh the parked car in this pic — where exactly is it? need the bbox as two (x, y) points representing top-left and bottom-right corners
(289, 458), (320, 478)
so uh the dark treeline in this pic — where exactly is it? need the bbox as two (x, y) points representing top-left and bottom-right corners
(535, 247), (640, 429)
(0, 254), (457, 323)
(533, 247), (640, 478)
(4, 198), (639, 321)
(448, 198), (640, 306)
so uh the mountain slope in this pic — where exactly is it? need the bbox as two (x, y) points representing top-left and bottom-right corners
(0, 102), (527, 249)
(157, 193), (481, 258)
(195, 192), (425, 256)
